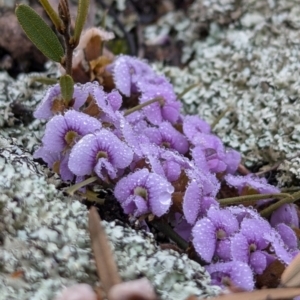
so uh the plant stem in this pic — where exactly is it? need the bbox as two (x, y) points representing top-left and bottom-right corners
(66, 176), (98, 195)
(218, 193), (292, 206)
(260, 190), (300, 217)
(124, 97), (164, 116)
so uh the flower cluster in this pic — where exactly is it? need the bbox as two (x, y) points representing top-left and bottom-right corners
(34, 55), (300, 291)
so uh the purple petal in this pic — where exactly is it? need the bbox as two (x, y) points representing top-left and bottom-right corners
(163, 160), (181, 182)
(264, 230), (293, 265)
(206, 261), (254, 291)
(215, 239), (232, 261)
(42, 110), (101, 152)
(124, 195), (149, 216)
(191, 146), (210, 173)
(33, 146), (60, 168)
(113, 57), (132, 96)
(68, 129), (133, 177)
(192, 218), (216, 262)
(250, 251), (267, 274)
(207, 207), (239, 236)
(224, 149), (241, 174)
(34, 84), (61, 119)
(59, 153), (74, 181)
(183, 115), (211, 142)
(107, 90), (122, 111)
(95, 158), (117, 180)
(114, 169), (149, 203)
(270, 204), (299, 228)
(240, 218), (271, 250)
(183, 180), (202, 225)
(231, 232), (250, 262)
(146, 172), (174, 217)
(225, 174), (280, 195)
(275, 223), (298, 249)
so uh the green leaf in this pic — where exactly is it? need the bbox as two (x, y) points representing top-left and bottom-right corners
(15, 4), (64, 62)
(59, 75), (74, 104)
(73, 0), (90, 45)
(39, 0), (65, 32)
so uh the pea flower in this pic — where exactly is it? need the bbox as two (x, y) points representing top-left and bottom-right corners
(231, 218), (272, 274)
(68, 129), (133, 180)
(183, 168), (220, 225)
(34, 82), (95, 119)
(114, 168), (174, 217)
(225, 173), (280, 195)
(144, 121), (189, 154)
(109, 55), (153, 97)
(41, 110), (102, 153)
(192, 206), (239, 262)
(270, 203), (299, 228)
(206, 261), (254, 291)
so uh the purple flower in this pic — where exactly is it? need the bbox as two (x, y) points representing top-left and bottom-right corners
(33, 147), (73, 181)
(223, 149), (241, 174)
(270, 204), (299, 228)
(41, 110), (102, 153)
(144, 121), (189, 154)
(275, 223), (298, 250)
(191, 134), (227, 173)
(68, 129), (133, 180)
(139, 144), (192, 182)
(192, 207), (239, 262)
(206, 261), (254, 291)
(183, 168), (220, 225)
(34, 83), (93, 119)
(90, 85), (123, 121)
(264, 229), (295, 265)
(182, 115), (211, 142)
(109, 55), (153, 97)
(138, 80), (181, 125)
(225, 174), (280, 195)
(114, 168), (174, 217)
(231, 218), (271, 274)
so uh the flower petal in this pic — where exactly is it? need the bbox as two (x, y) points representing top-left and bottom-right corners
(183, 180), (202, 225)
(192, 218), (216, 262)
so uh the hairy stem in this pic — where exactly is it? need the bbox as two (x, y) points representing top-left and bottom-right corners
(219, 193), (292, 206)
(124, 97), (164, 116)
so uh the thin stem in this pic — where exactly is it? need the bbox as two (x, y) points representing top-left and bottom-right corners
(219, 193), (292, 206)
(260, 190), (300, 217)
(58, 0), (74, 76)
(177, 82), (201, 99)
(66, 176), (98, 195)
(211, 106), (233, 130)
(78, 189), (105, 204)
(124, 97), (164, 116)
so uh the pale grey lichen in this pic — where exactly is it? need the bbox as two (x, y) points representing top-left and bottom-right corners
(147, 0), (300, 185)
(0, 134), (221, 300)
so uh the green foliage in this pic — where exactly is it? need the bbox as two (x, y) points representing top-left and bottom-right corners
(73, 0), (90, 46)
(15, 4), (64, 63)
(39, 0), (65, 32)
(59, 75), (74, 103)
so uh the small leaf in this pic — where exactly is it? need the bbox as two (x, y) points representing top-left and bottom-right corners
(15, 4), (64, 62)
(73, 0), (90, 45)
(281, 253), (300, 288)
(39, 0), (65, 32)
(59, 75), (74, 103)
